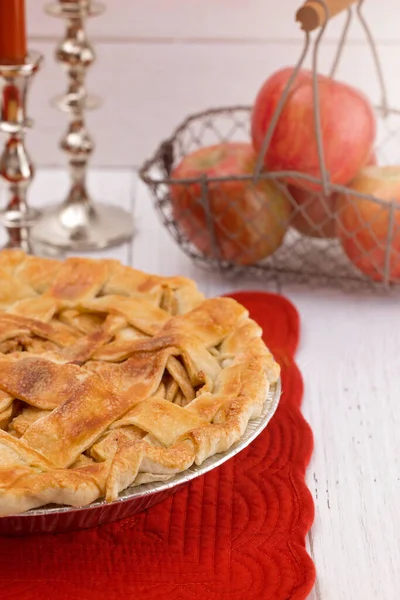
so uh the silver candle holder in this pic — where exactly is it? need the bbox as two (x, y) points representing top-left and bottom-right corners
(32, 0), (134, 252)
(0, 52), (43, 253)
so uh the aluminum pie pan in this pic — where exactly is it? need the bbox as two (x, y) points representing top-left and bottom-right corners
(0, 378), (281, 536)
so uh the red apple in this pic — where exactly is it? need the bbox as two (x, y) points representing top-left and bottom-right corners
(169, 142), (293, 266)
(251, 67), (376, 192)
(289, 186), (338, 238)
(289, 151), (378, 239)
(337, 165), (400, 282)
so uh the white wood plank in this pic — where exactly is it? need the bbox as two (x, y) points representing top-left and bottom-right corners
(21, 40), (400, 168)
(306, 536), (319, 600)
(27, 0), (400, 44)
(0, 168), (133, 263)
(279, 284), (400, 600)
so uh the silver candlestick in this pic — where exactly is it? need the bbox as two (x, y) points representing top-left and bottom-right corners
(32, 0), (134, 252)
(0, 52), (42, 253)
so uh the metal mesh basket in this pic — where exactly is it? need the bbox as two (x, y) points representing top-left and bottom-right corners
(139, 0), (400, 291)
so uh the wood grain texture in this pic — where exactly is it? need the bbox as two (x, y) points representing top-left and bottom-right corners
(285, 286), (400, 599)
(27, 0), (400, 43)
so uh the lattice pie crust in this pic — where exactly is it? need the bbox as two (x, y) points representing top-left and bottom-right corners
(0, 250), (280, 516)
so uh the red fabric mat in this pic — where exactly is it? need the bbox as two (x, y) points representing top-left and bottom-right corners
(0, 291), (315, 600)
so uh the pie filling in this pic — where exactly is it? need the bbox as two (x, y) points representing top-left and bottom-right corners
(0, 250), (280, 516)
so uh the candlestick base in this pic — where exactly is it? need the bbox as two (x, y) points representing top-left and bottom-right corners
(31, 201), (134, 252)
(34, 0), (134, 255)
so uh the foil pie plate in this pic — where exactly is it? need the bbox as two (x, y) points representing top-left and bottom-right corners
(0, 379), (281, 536)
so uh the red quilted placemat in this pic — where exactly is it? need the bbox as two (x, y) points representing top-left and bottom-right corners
(0, 291), (315, 600)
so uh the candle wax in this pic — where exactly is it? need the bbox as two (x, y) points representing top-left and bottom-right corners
(0, 0), (27, 63)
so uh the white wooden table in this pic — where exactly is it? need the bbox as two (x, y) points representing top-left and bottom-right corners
(2, 168), (399, 600)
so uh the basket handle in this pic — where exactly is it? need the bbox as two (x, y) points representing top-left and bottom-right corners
(296, 0), (356, 31)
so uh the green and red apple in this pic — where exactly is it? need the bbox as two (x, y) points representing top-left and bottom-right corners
(169, 142), (293, 265)
(289, 152), (378, 239)
(251, 67), (377, 193)
(337, 165), (400, 282)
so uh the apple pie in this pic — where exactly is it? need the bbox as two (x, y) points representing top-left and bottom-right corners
(0, 250), (280, 516)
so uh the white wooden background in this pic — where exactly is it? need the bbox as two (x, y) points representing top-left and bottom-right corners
(1, 2), (400, 599)
(25, 0), (400, 168)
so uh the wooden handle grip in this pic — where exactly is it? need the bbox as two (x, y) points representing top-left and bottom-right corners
(296, 0), (357, 32)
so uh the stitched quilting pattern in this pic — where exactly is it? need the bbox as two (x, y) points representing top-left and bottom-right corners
(0, 291), (315, 600)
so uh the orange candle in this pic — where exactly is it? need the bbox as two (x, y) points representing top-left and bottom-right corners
(0, 0), (27, 63)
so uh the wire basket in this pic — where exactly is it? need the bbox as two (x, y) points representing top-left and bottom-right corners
(139, 0), (400, 291)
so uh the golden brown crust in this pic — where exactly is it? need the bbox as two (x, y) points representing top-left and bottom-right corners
(0, 250), (280, 516)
